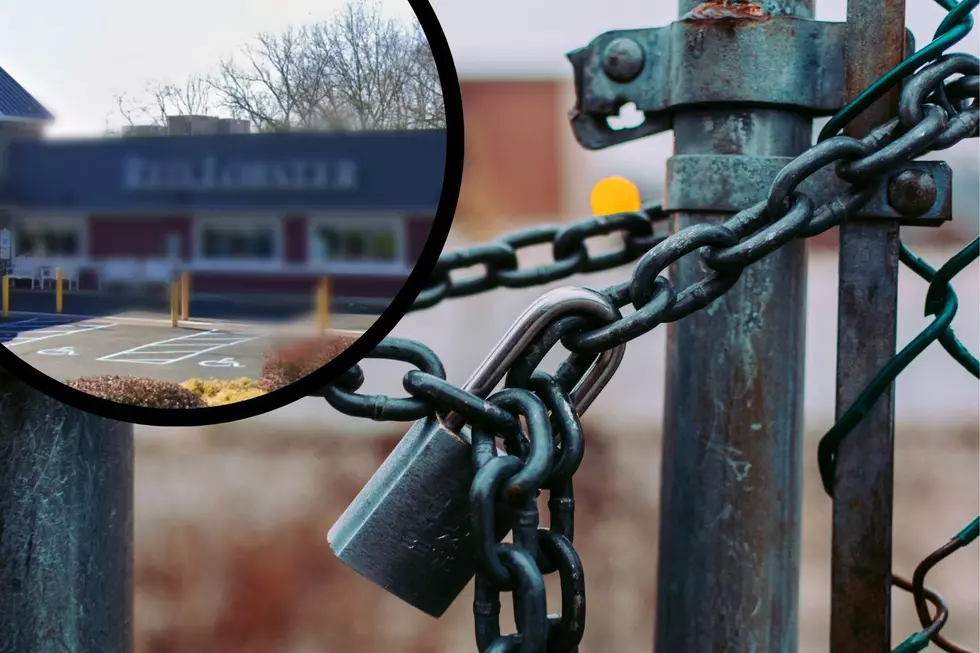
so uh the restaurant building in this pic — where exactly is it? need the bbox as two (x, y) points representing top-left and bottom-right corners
(0, 65), (445, 306)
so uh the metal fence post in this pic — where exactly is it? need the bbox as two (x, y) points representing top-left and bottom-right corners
(832, 1), (905, 651)
(0, 373), (134, 653)
(655, 1), (814, 651)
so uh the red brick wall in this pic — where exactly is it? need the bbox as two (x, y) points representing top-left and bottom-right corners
(283, 216), (307, 264)
(87, 215), (192, 260)
(457, 80), (564, 237)
(406, 216), (434, 264)
(190, 272), (408, 299)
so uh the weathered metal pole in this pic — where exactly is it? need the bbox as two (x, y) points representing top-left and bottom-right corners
(831, 1), (905, 651)
(0, 373), (134, 653)
(655, 1), (814, 651)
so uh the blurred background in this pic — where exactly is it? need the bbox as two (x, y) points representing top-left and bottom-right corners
(0, 0), (444, 399)
(14, 0), (974, 650)
(0, 0), (443, 327)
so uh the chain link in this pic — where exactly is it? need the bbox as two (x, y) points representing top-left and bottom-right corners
(470, 381), (586, 653)
(411, 206), (670, 311)
(892, 518), (980, 653)
(325, 52), (977, 415)
(320, 22), (979, 653)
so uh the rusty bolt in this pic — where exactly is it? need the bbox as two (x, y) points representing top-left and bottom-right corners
(602, 38), (645, 83)
(887, 169), (938, 218)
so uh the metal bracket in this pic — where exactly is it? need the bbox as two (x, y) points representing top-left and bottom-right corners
(567, 13), (857, 150)
(665, 155), (953, 226)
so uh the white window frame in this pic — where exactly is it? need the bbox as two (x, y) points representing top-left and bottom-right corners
(164, 232), (182, 260)
(11, 213), (88, 263)
(306, 214), (409, 275)
(192, 214), (285, 271)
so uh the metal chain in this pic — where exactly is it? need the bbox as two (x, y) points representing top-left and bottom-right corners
(324, 52), (978, 418)
(320, 31), (979, 653)
(816, 5), (979, 650)
(411, 208), (670, 311)
(469, 379), (586, 653)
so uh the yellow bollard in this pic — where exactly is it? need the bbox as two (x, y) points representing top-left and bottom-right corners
(180, 271), (190, 321)
(2, 275), (8, 318)
(55, 268), (64, 314)
(170, 281), (179, 328)
(316, 277), (331, 333)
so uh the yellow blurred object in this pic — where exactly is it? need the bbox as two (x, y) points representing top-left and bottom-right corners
(2, 276), (8, 318)
(590, 176), (642, 216)
(316, 277), (331, 333)
(170, 281), (179, 328)
(55, 268), (64, 314)
(180, 271), (190, 321)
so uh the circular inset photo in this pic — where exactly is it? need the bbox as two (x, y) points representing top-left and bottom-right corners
(0, 0), (462, 426)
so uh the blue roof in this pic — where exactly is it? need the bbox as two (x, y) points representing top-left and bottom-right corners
(0, 65), (54, 122)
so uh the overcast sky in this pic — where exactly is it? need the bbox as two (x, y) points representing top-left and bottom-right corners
(2, 0), (977, 138)
(0, 0), (419, 137)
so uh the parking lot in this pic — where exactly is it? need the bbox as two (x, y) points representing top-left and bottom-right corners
(1, 316), (302, 384)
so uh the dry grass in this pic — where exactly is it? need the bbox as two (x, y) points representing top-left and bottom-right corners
(63, 331), (362, 410)
(181, 378), (267, 406)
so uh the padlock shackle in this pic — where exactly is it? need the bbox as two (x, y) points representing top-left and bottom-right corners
(444, 286), (626, 431)
(571, 341), (624, 416)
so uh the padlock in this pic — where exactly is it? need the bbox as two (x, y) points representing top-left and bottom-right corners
(327, 286), (627, 618)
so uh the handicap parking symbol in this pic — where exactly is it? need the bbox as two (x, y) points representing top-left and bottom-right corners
(199, 357), (244, 368)
(37, 347), (78, 356)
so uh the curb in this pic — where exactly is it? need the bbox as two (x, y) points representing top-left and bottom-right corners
(2, 310), (369, 338)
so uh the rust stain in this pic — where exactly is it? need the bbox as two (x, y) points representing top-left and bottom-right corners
(681, 1), (771, 22)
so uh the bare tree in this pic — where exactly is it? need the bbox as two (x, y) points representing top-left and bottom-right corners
(210, 26), (333, 132)
(401, 22), (446, 129)
(113, 74), (218, 129)
(209, 0), (444, 132)
(109, 0), (442, 134)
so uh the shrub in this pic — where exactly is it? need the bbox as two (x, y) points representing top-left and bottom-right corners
(68, 375), (207, 409)
(260, 334), (359, 393)
(182, 377), (267, 406)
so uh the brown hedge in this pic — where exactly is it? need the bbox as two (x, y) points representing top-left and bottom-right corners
(68, 375), (208, 409)
(260, 333), (359, 392)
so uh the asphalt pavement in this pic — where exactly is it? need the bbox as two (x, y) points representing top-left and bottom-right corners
(7, 288), (391, 322)
(1, 313), (372, 385)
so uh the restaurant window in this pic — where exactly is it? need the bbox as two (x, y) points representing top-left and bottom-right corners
(165, 233), (182, 259)
(312, 222), (400, 264)
(15, 226), (81, 257)
(200, 223), (276, 260)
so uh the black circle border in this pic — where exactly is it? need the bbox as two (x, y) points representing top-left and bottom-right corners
(0, 0), (463, 428)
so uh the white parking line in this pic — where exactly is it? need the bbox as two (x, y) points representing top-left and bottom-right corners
(4, 321), (116, 347)
(2, 317), (74, 328)
(96, 329), (262, 365)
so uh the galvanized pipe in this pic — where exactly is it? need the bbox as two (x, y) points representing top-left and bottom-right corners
(655, 1), (814, 651)
(831, 1), (905, 651)
(0, 373), (134, 653)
